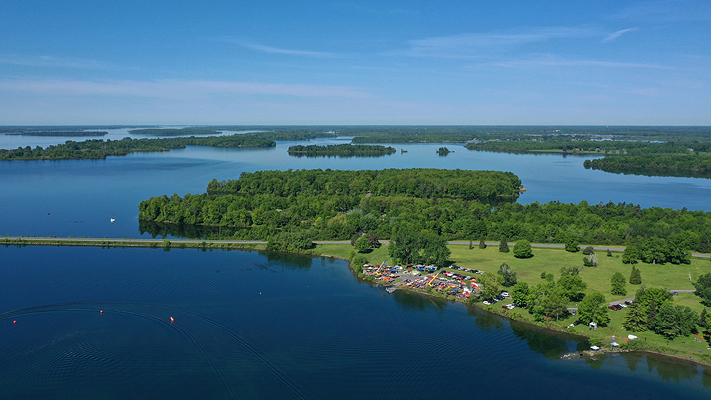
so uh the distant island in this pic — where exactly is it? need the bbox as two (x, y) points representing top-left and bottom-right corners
(128, 128), (223, 136)
(436, 147), (452, 156)
(138, 168), (523, 247)
(0, 134), (275, 161)
(5, 131), (108, 137)
(287, 144), (396, 157)
(584, 154), (711, 179)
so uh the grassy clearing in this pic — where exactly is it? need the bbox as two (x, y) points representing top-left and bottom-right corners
(448, 245), (709, 302)
(313, 243), (390, 265)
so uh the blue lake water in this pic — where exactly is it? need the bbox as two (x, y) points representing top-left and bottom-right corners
(2, 130), (711, 238)
(1, 129), (711, 398)
(1, 246), (709, 399)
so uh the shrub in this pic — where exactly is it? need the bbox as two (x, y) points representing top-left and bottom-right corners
(513, 240), (533, 258)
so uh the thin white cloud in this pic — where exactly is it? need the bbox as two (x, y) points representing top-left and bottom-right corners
(396, 27), (599, 58)
(0, 54), (112, 69)
(602, 27), (639, 42)
(0, 79), (376, 100)
(479, 56), (672, 70)
(215, 37), (341, 58)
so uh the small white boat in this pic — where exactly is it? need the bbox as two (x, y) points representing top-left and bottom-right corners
(110, 218), (116, 223)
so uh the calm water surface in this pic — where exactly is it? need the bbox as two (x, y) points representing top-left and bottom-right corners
(2, 130), (711, 398)
(0, 246), (709, 399)
(1, 129), (711, 238)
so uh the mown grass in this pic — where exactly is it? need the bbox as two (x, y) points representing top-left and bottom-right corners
(448, 245), (710, 303)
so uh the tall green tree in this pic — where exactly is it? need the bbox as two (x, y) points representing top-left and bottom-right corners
(478, 234), (487, 249)
(641, 237), (669, 264)
(699, 308), (707, 328)
(499, 236), (509, 253)
(635, 287), (672, 310)
(479, 272), (504, 299)
(611, 272), (627, 296)
(510, 282), (530, 307)
(355, 235), (370, 253)
(578, 292), (610, 325)
(629, 266), (642, 285)
(622, 244), (639, 264)
(558, 275), (587, 302)
(653, 304), (699, 338)
(540, 287), (569, 321)
(497, 263), (518, 287)
(693, 273), (711, 307)
(565, 236), (580, 252)
(623, 302), (648, 332)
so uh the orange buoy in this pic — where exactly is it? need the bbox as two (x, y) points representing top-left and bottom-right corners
(13, 320), (16, 324)
(170, 317), (174, 323)
(100, 310), (103, 314)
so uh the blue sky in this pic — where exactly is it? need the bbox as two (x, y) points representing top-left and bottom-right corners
(0, 0), (709, 125)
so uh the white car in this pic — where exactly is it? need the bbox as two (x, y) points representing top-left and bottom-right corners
(482, 301), (492, 305)
(501, 292), (510, 297)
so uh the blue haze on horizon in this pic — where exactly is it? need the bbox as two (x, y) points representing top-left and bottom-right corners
(0, 1), (709, 125)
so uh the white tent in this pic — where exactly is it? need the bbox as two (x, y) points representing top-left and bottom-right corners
(628, 334), (638, 340)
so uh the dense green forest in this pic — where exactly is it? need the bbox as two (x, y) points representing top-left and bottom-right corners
(346, 126), (711, 144)
(0, 126), (131, 134)
(204, 169), (521, 199)
(138, 169), (711, 255)
(583, 154), (711, 179)
(128, 127), (338, 140)
(466, 138), (711, 179)
(138, 168), (521, 242)
(129, 128), (223, 136)
(0, 134), (275, 160)
(465, 139), (711, 154)
(5, 131), (108, 137)
(287, 144), (396, 157)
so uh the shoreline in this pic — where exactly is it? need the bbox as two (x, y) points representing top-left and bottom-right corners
(3, 236), (711, 368)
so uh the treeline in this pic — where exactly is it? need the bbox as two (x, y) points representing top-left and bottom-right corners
(138, 169), (711, 255)
(0, 135), (275, 160)
(287, 144), (396, 157)
(348, 126), (711, 144)
(128, 128), (338, 141)
(583, 155), (711, 179)
(6, 131), (108, 137)
(138, 168), (522, 241)
(129, 128), (223, 136)
(205, 168), (521, 200)
(465, 139), (711, 155)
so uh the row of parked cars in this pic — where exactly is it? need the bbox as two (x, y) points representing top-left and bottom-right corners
(481, 291), (514, 307)
(450, 265), (485, 275)
(609, 301), (631, 311)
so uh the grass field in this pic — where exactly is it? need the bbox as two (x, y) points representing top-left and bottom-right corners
(316, 242), (710, 305)
(447, 245), (710, 304)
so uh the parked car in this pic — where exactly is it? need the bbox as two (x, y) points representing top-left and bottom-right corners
(500, 292), (510, 297)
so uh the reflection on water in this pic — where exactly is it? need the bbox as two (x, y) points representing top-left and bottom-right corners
(509, 320), (583, 359)
(391, 290), (449, 313)
(288, 153), (395, 159)
(139, 220), (245, 239)
(467, 304), (506, 330)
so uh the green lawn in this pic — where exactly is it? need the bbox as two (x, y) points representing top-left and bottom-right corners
(448, 245), (710, 302)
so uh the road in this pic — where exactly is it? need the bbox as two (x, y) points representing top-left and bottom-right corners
(4, 237), (710, 258)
